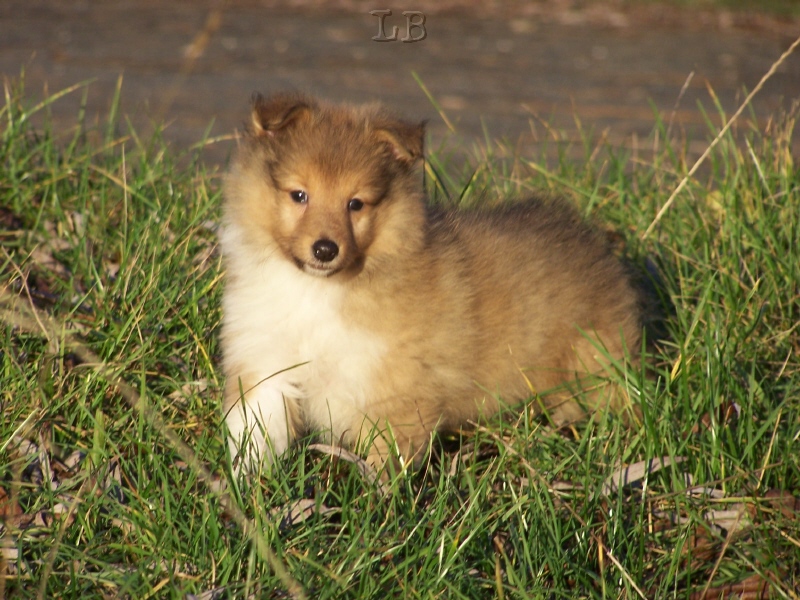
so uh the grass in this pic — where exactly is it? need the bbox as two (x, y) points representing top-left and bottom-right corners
(1, 73), (799, 600)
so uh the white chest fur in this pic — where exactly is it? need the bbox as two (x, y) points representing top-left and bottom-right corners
(221, 230), (387, 465)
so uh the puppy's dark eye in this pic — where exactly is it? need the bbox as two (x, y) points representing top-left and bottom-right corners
(348, 198), (364, 212)
(290, 190), (308, 203)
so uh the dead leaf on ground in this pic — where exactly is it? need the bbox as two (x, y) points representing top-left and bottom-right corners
(269, 498), (340, 530)
(762, 488), (800, 518)
(602, 456), (687, 496)
(1, 436), (133, 579)
(168, 379), (210, 400)
(688, 573), (771, 600)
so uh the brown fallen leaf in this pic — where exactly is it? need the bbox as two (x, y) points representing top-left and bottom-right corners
(763, 488), (800, 519)
(0, 487), (22, 521)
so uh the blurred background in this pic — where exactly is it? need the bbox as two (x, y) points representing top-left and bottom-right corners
(2, 0), (799, 168)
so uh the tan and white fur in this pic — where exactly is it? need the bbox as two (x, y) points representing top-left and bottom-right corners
(220, 93), (643, 476)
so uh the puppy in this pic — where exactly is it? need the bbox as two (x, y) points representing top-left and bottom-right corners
(220, 93), (643, 476)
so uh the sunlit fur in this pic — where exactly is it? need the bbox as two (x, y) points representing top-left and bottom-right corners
(220, 93), (643, 475)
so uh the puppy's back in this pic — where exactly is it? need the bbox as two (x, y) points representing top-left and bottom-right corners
(423, 197), (643, 422)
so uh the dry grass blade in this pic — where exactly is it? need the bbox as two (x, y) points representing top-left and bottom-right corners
(0, 289), (308, 600)
(642, 33), (800, 239)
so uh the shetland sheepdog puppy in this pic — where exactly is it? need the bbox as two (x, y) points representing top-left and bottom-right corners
(220, 93), (643, 476)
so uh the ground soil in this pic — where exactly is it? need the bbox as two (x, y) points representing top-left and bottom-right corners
(1, 1), (798, 168)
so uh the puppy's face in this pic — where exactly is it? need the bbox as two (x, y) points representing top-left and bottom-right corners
(226, 93), (426, 278)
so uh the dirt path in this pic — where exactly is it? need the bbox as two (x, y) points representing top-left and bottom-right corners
(1, 1), (798, 168)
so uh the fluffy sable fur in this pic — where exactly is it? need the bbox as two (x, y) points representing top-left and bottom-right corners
(221, 92), (643, 475)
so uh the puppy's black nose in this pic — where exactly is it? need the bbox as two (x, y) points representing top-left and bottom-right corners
(312, 239), (339, 263)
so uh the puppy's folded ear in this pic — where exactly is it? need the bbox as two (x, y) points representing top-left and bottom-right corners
(250, 92), (315, 135)
(374, 118), (426, 165)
